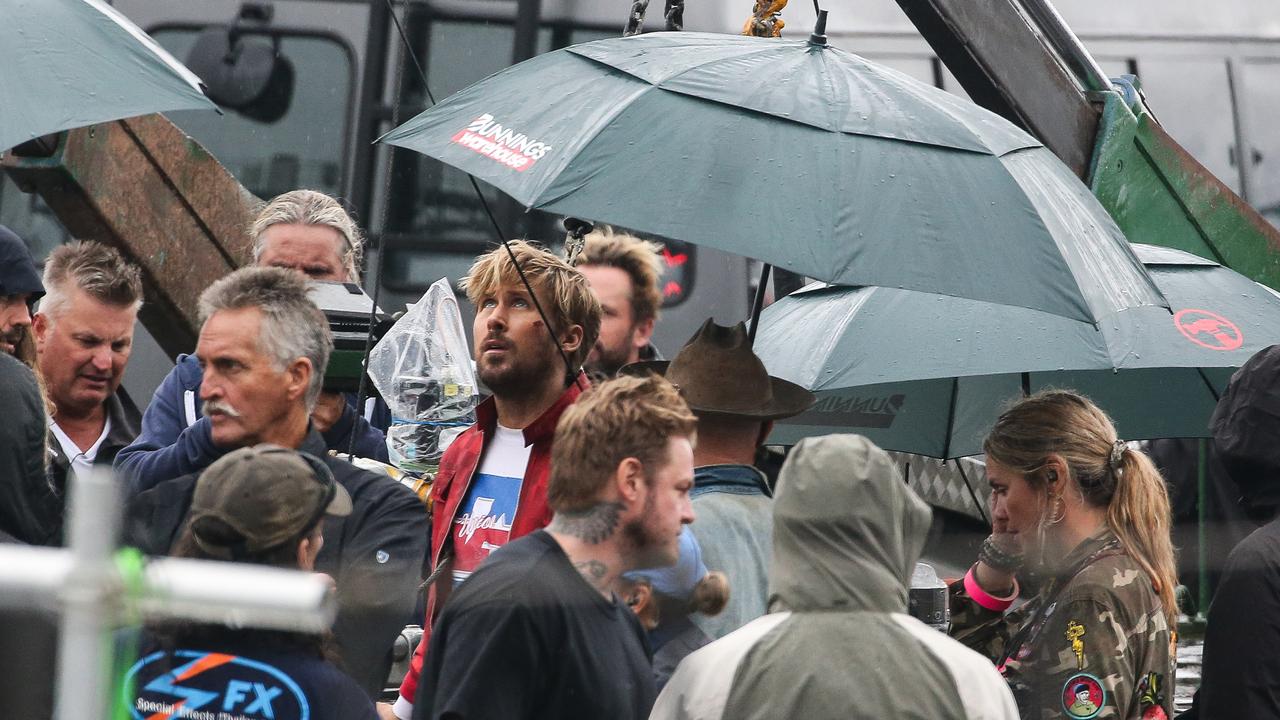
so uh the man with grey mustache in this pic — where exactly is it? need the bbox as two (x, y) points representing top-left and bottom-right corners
(124, 266), (428, 700)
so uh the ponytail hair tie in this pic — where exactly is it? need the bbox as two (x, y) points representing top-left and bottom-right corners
(1110, 440), (1127, 477)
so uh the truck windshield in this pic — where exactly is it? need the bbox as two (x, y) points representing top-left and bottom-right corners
(150, 28), (353, 200)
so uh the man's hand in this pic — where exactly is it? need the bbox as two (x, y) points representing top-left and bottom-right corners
(375, 702), (400, 720)
(311, 391), (346, 433)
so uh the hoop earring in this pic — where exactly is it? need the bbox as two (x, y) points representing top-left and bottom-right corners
(1046, 494), (1066, 525)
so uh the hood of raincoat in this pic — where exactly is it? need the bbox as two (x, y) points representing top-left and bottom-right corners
(768, 434), (933, 614)
(0, 226), (43, 301)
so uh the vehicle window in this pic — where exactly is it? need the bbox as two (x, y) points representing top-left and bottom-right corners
(384, 18), (695, 309)
(1238, 59), (1280, 228)
(149, 29), (353, 200)
(1133, 56), (1243, 196)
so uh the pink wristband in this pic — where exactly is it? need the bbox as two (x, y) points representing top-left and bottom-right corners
(963, 564), (1018, 612)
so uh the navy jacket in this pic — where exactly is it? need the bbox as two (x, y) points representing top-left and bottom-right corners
(123, 428), (429, 700)
(115, 354), (389, 496)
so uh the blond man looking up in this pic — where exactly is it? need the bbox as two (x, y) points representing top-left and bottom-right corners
(385, 240), (602, 720)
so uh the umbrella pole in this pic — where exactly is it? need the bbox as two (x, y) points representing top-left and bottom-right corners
(748, 263), (773, 346)
(1197, 437), (1209, 620)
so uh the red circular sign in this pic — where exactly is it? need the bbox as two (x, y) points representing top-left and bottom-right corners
(1173, 309), (1243, 351)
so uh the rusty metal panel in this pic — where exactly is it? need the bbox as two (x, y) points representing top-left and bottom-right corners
(895, 0), (1099, 178)
(3, 114), (257, 357)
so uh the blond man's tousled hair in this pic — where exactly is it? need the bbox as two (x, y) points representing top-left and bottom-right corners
(575, 226), (664, 324)
(461, 240), (601, 369)
(549, 374), (696, 513)
(251, 190), (364, 281)
(983, 390), (1179, 624)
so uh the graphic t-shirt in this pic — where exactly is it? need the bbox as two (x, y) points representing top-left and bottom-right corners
(451, 425), (531, 584)
(125, 637), (376, 720)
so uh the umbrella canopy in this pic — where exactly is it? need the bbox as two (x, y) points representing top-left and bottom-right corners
(380, 31), (1165, 324)
(756, 244), (1278, 458)
(0, 0), (216, 152)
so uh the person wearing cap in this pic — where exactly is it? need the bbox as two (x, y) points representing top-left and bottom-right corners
(386, 240), (601, 720)
(414, 374), (695, 720)
(124, 266), (427, 699)
(620, 527), (729, 691)
(126, 444), (376, 720)
(0, 224), (45, 363)
(625, 319), (814, 641)
(650, 434), (1018, 720)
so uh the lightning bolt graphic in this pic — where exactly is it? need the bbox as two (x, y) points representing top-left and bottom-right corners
(142, 653), (234, 718)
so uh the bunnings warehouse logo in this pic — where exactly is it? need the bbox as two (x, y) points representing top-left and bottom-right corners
(451, 113), (552, 172)
(790, 394), (906, 429)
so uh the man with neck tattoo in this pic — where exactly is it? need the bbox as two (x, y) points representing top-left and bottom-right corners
(411, 374), (697, 720)
(386, 241), (601, 720)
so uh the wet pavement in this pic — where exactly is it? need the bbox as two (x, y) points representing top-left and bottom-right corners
(1176, 624), (1204, 715)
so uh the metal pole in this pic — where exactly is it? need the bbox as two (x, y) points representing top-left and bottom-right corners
(56, 467), (119, 720)
(140, 558), (335, 632)
(1197, 437), (1210, 619)
(1015, 0), (1113, 93)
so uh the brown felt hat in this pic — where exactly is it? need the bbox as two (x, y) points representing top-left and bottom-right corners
(190, 444), (352, 560)
(622, 319), (815, 420)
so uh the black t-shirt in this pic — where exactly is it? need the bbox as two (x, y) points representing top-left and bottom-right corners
(125, 634), (376, 720)
(414, 530), (656, 720)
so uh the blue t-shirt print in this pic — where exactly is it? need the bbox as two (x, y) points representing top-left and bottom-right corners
(451, 425), (531, 584)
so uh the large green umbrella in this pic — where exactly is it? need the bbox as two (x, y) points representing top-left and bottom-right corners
(756, 244), (1276, 458)
(380, 31), (1165, 324)
(0, 0), (217, 152)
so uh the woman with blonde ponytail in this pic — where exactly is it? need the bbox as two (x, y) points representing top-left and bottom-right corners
(949, 390), (1176, 720)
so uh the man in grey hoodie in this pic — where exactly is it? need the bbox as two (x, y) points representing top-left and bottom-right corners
(650, 434), (1017, 720)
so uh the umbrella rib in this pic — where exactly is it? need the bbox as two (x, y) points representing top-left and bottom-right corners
(1196, 367), (1222, 404)
(955, 461), (989, 525)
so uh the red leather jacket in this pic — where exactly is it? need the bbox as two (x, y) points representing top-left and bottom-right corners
(395, 376), (587, 712)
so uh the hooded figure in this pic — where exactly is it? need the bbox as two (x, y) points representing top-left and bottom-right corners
(650, 435), (1017, 720)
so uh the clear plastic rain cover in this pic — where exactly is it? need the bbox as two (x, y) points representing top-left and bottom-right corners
(367, 278), (477, 473)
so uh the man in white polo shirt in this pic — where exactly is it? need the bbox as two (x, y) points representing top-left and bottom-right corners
(34, 241), (143, 542)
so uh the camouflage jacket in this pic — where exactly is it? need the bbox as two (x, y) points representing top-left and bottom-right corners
(949, 529), (1174, 720)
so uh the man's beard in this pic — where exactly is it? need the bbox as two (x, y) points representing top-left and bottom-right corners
(478, 342), (560, 397)
(0, 325), (25, 356)
(621, 493), (676, 570)
(584, 339), (634, 378)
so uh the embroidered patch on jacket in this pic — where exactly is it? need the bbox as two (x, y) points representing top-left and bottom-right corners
(1137, 672), (1168, 720)
(1065, 620), (1086, 669)
(1062, 673), (1105, 719)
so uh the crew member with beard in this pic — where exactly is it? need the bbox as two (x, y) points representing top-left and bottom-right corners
(0, 225), (45, 363)
(413, 374), (697, 720)
(384, 240), (601, 720)
(574, 226), (664, 378)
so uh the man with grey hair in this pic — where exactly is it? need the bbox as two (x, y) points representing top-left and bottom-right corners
(124, 266), (428, 699)
(32, 241), (144, 543)
(117, 189), (388, 494)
